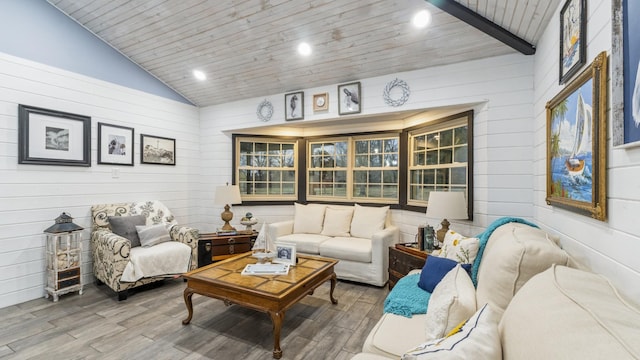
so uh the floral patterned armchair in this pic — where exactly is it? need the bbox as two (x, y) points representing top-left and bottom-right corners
(91, 201), (198, 300)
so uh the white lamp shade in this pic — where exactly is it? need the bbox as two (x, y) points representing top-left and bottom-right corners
(425, 191), (468, 220)
(214, 184), (242, 205)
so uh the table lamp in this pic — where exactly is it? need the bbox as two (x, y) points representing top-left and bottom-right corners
(425, 191), (468, 246)
(214, 183), (242, 231)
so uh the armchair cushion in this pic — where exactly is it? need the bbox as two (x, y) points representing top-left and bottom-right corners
(137, 224), (171, 247)
(109, 215), (146, 247)
(121, 241), (191, 282)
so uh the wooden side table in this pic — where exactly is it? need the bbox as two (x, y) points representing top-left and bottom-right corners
(388, 244), (428, 290)
(198, 231), (258, 267)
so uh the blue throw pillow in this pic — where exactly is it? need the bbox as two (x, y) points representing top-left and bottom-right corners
(418, 256), (471, 292)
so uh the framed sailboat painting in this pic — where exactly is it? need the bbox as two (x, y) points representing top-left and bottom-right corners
(546, 51), (608, 221)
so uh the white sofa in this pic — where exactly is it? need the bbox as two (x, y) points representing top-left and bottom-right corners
(267, 203), (399, 286)
(353, 222), (640, 359)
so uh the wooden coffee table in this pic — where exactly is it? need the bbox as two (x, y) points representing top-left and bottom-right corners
(181, 252), (338, 359)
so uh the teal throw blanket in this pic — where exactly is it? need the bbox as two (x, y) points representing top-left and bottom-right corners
(470, 217), (538, 287)
(383, 274), (431, 318)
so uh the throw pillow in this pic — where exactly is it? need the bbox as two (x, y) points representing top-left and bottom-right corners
(136, 224), (172, 247)
(292, 203), (327, 234)
(418, 256), (471, 293)
(321, 207), (354, 237)
(439, 230), (480, 264)
(350, 204), (389, 239)
(108, 215), (146, 247)
(402, 304), (501, 360)
(424, 264), (477, 341)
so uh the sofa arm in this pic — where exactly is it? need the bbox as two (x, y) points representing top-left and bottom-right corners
(267, 220), (294, 242)
(371, 225), (400, 283)
(91, 229), (132, 290)
(170, 225), (199, 270)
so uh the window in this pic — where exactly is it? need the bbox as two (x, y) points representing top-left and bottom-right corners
(236, 137), (297, 201)
(407, 112), (471, 207)
(307, 134), (399, 202)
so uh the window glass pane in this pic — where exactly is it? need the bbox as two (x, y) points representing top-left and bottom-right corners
(254, 182), (267, 194)
(383, 185), (397, 198)
(268, 183), (280, 194)
(268, 171), (281, 181)
(455, 127), (467, 145)
(284, 149), (294, 167)
(370, 140), (382, 153)
(414, 136), (426, 151)
(311, 156), (322, 168)
(454, 145), (467, 162)
(335, 155), (347, 167)
(355, 140), (368, 154)
(451, 167), (466, 184)
(368, 184), (381, 197)
(311, 143), (322, 155)
(355, 155), (368, 167)
(425, 169), (435, 184)
(410, 170), (421, 183)
(440, 129), (453, 146)
(309, 183), (321, 196)
(370, 154), (382, 167)
(354, 184), (366, 197)
(426, 134), (439, 149)
(415, 152), (425, 166)
(308, 170), (320, 182)
(384, 154), (398, 167)
(369, 170), (381, 183)
(283, 170), (295, 181)
(354, 170), (367, 183)
(335, 141), (348, 155)
(439, 148), (453, 164)
(255, 142), (267, 153)
(426, 151), (438, 165)
(383, 170), (397, 183)
(335, 184), (347, 196)
(384, 139), (398, 153)
(436, 169), (449, 184)
(268, 143), (280, 155)
(335, 171), (347, 182)
(269, 156), (281, 167)
(283, 183), (295, 194)
(321, 185), (333, 196)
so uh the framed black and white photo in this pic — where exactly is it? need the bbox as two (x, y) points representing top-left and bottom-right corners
(273, 242), (296, 266)
(98, 123), (134, 166)
(559, 0), (586, 84)
(285, 91), (304, 121)
(18, 105), (91, 166)
(140, 134), (175, 165)
(338, 82), (361, 115)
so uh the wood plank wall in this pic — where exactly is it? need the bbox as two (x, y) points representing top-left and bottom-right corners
(0, 53), (200, 308)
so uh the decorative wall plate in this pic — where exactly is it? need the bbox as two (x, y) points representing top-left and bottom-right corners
(256, 99), (274, 122)
(383, 78), (410, 107)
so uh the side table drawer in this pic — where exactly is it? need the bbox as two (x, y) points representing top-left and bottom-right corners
(212, 242), (252, 257)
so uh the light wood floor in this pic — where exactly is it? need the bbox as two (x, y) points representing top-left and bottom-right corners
(0, 277), (388, 359)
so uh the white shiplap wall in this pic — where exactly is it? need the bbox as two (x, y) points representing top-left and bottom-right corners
(198, 53), (536, 245)
(533, 0), (640, 302)
(0, 52), (199, 308)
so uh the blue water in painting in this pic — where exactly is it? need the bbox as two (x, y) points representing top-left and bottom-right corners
(551, 155), (593, 202)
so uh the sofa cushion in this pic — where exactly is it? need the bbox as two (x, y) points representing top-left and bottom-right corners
(402, 304), (501, 360)
(475, 222), (569, 315)
(136, 224), (171, 247)
(418, 256), (471, 293)
(321, 207), (353, 237)
(276, 233), (330, 254)
(350, 204), (388, 239)
(424, 264), (476, 341)
(108, 215), (146, 247)
(292, 203), (326, 234)
(499, 265), (640, 360)
(439, 230), (479, 265)
(319, 236), (371, 263)
(363, 312), (428, 358)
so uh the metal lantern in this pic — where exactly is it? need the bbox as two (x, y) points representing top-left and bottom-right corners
(44, 212), (84, 302)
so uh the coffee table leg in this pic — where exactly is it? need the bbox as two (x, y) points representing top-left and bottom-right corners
(269, 311), (285, 359)
(182, 287), (194, 325)
(329, 273), (338, 305)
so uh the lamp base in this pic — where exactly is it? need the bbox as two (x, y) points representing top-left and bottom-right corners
(436, 218), (451, 246)
(220, 204), (236, 231)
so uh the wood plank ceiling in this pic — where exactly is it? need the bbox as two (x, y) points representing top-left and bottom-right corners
(46, 0), (560, 107)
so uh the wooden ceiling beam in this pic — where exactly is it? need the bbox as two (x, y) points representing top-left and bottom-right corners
(425, 0), (536, 55)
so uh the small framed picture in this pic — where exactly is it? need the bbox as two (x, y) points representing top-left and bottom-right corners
(140, 134), (175, 165)
(338, 82), (361, 115)
(273, 242), (296, 266)
(284, 91), (304, 121)
(18, 105), (91, 167)
(313, 93), (329, 111)
(559, 0), (586, 84)
(98, 123), (134, 166)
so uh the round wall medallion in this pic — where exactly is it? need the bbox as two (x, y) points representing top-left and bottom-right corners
(256, 99), (274, 122)
(383, 78), (410, 107)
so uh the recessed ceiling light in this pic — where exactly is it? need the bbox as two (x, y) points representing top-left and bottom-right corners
(297, 42), (312, 56)
(193, 70), (206, 81)
(412, 9), (432, 29)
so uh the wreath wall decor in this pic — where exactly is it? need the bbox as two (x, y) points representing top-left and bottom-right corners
(256, 99), (274, 122)
(383, 78), (410, 107)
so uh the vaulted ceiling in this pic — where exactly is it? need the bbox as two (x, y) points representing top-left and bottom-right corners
(46, 0), (560, 107)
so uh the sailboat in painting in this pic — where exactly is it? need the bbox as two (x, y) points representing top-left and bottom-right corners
(565, 92), (592, 176)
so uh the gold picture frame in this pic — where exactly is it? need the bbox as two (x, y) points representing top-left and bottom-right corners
(313, 93), (329, 111)
(546, 51), (608, 221)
